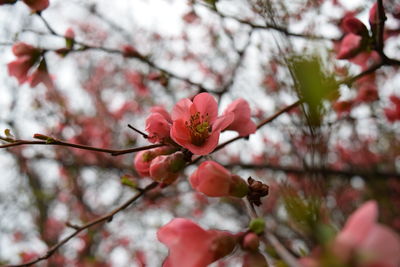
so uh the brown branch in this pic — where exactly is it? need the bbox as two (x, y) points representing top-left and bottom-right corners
(215, 100), (301, 152)
(0, 135), (164, 156)
(225, 163), (400, 179)
(208, 6), (336, 41)
(7, 182), (159, 267)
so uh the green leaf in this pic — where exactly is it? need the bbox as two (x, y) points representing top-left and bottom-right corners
(249, 218), (265, 234)
(289, 54), (338, 127)
(121, 175), (138, 190)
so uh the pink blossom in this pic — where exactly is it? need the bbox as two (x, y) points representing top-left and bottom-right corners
(7, 56), (35, 84)
(333, 100), (353, 117)
(12, 42), (38, 57)
(223, 98), (256, 136)
(343, 17), (368, 36)
(334, 201), (400, 266)
(170, 93), (233, 155)
(23, 0), (49, 11)
(300, 201), (400, 267)
(157, 218), (236, 267)
(7, 42), (41, 85)
(337, 33), (363, 59)
(190, 161), (248, 197)
(384, 95), (400, 122)
(146, 106), (172, 143)
(28, 59), (54, 90)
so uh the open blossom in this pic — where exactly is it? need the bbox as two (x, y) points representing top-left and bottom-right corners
(157, 218), (236, 267)
(7, 42), (41, 84)
(146, 106), (172, 143)
(190, 161), (248, 197)
(223, 98), (256, 136)
(300, 201), (400, 267)
(170, 93), (233, 155)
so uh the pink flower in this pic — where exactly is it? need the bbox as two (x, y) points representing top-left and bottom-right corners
(23, 0), (49, 11)
(170, 93), (233, 155)
(337, 33), (363, 59)
(28, 59), (54, 90)
(300, 201), (400, 267)
(223, 98), (256, 136)
(190, 161), (248, 197)
(146, 107), (172, 143)
(157, 218), (236, 267)
(343, 17), (368, 37)
(149, 152), (185, 185)
(333, 100), (353, 117)
(334, 201), (400, 266)
(7, 42), (41, 85)
(7, 56), (35, 84)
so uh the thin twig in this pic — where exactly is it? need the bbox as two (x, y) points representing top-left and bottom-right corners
(7, 182), (158, 267)
(0, 136), (164, 156)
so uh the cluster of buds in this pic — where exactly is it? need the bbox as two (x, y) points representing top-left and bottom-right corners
(134, 146), (185, 185)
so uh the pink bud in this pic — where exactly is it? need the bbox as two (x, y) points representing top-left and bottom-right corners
(157, 218), (236, 267)
(342, 17), (368, 36)
(23, 0), (49, 11)
(145, 107), (172, 143)
(242, 233), (260, 251)
(65, 28), (75, 39)
(369, 3), (378, 26)
(149, 152), (185, 184)
(134, 147), (178, 177)
(190, 161), (248, 197)
(336, 33), (363, 59)
(134, 150), (153, 177)
(223, 98), (257, 136)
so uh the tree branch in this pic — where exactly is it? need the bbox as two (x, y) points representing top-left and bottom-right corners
(7, 182), (159, 267)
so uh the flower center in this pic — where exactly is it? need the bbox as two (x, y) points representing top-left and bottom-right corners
(185, 112), (212, 146)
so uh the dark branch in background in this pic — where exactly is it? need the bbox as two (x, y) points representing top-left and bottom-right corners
(207, 5), (336, 41)
(214, 29), (254, 96)
(0, 134), (164, 156)
(35, 12), (211, 92)
(7, 182), (159, 267)
(225, 163), (400, 179)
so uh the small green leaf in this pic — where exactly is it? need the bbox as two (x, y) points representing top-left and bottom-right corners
(4, 129), (14, 138)
(249, 218), (265, 234)
(121, 175), (138, 189)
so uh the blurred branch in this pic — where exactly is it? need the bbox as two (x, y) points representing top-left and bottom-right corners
(0, 134), (164, 156)
(225, 163), (400, 179)
(208, 5), (337, 41)
(35, 12), (211, 92)
(7, 182), (159, 267)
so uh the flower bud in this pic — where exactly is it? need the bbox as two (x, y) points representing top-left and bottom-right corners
(190, 161), (247, 197)
(149, 152), (185, 184)
(242, 233), (260, 251)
